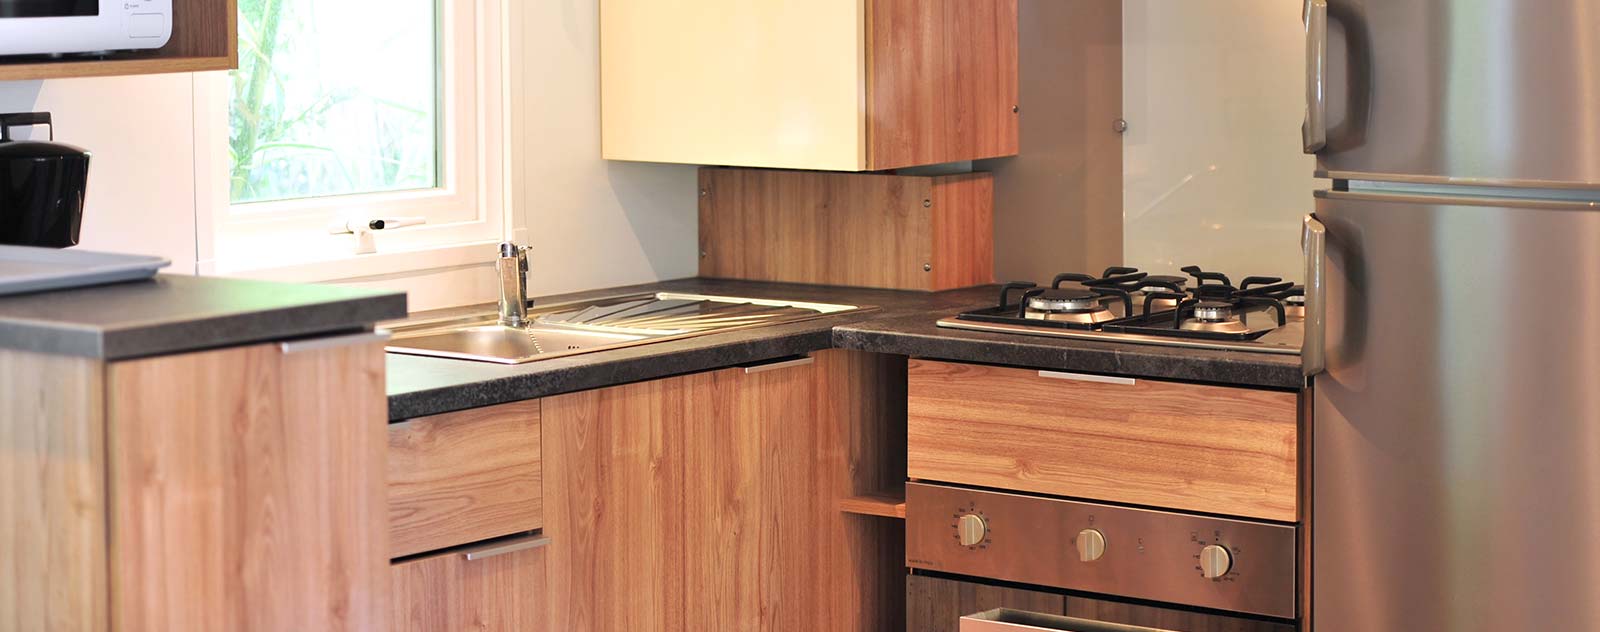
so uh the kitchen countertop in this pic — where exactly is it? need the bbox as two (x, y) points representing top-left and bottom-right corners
(388, 278), (1307, 421)
(831, 313), (1305, 391)
(0, 274), (407, 360)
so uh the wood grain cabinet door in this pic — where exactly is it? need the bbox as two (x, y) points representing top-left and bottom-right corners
(391, 535), (548, 632)
(542, 350), (903, 632)
(105, 335), (390, 632)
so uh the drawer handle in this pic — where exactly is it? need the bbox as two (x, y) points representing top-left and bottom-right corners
(1037, 370), (1136, 386)
(461, 534), (550, 561)
(742, 355), (814, 374)
(961, 608), (1177, 632)
(280, 330), (389, 354)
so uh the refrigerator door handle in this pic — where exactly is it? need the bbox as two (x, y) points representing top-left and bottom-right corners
(1303, 0), (1328, 153)
(1302, 214), (1328, 376)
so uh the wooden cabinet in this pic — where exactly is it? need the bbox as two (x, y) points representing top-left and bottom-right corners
(391, 535), (548, 632)
(0, 0), (238, 81)
(0, 333), (391, 632)
(542, 350), (904, 632)
(387, 401), (542, 558)
(106, 337), (390, 632)
(601, 0), (1018, 172)
(699, 168), (994, 291)
(907, 360), (1299, 522)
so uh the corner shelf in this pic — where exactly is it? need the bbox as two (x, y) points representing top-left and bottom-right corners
(0, 0), (237, 81)
(838, 491), (906, 520)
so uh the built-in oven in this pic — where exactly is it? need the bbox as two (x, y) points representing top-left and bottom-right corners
(0, 0), (173, 57)
(906, 482), (1299, 632)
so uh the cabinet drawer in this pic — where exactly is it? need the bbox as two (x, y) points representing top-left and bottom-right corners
(388, 401), (541, 558)
(391, 534), (548, 631)
(907, 361), (1297, 521)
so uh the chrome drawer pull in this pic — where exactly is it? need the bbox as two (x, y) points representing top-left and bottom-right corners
(461, 534), (550, 561)
(1036, 370), (1135, 386)
(742, 355), (814, 374)
(279, 330), (389, 354)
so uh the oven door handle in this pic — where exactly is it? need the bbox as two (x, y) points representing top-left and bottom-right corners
(961, 608), (1181, 632)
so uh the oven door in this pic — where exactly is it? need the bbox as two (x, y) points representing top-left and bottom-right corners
(961, 608), (1178, 632)
(909, 573), (1295, 632)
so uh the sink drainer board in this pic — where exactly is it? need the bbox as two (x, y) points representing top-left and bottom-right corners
(383, 292), (865, 364)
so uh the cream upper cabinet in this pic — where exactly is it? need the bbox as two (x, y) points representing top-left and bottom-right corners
(601, 0), (1019, 172)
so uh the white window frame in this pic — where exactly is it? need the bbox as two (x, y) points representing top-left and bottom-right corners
(194, 0), (512, 281)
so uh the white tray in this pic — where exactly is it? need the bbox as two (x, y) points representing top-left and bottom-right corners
(0, 245), (171, 297)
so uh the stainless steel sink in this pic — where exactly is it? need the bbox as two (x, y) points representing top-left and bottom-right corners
(383, 292), (864, 364)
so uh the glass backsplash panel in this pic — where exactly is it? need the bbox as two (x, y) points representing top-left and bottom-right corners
(1122, 1), (1319, 281)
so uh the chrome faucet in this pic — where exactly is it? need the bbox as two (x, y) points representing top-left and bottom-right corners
(496, 241), (532, 328)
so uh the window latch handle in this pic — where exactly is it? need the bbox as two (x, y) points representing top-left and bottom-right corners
(327, 216), (427, 254)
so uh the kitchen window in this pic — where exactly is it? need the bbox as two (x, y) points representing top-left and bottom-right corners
(196, 0), (507, 279)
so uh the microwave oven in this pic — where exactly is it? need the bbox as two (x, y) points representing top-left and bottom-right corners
(0, 0), (172, 57)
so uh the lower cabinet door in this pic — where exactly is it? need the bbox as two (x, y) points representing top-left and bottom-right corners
(391, 534), (548, 632)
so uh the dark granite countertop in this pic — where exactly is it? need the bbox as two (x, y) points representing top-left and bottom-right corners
(831, 313), (1306, 391)
(387, 278), (1307, 421)
(385, 279), (992, 420)
(0, 274), (407, 360)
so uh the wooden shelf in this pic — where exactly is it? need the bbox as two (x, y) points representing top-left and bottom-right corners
(0, 0), (237, 81)
(838, 491), (907, 519)
(0, 56), (232, 82)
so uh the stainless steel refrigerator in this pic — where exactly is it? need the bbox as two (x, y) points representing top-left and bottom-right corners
(1301, 1), (1600, 630)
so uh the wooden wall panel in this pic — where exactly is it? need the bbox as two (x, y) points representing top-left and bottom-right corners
(867, 0), (1020, 170)
(907, 360), (1298, 522)
(931, 173), (998, 290)
(107, 340), (389, 632)
(0, 349), (107, 632)
(388, 401), (542, 558)
(698, 168), (993, 291)
(391, 541), (547, 632)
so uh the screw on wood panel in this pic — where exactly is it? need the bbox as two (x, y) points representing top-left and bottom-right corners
(700, 250), (707, 258)
(923, 199), (932, 208)
(1012, 105), (1019, 113)
(700, 188), (708, 197)
(923, 263), (933, 272)
(1113, 118), (1129, 134)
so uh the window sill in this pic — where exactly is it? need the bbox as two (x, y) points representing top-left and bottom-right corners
(200, 238), (505, 283)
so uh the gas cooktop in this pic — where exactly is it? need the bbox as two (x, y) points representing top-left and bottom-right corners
(938, 266), (1304, 355)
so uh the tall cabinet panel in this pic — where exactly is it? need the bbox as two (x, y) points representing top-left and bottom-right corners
(106, 338), (390, 632)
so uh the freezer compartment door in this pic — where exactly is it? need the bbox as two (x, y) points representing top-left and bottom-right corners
(1312, 190), (1600, 632)
(1309, 0), (1600, 188)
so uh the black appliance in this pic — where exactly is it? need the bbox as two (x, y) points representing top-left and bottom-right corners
(0, 112), (90, 248)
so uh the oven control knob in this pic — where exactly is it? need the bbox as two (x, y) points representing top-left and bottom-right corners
(1198, 544), (1233, 579)
(957, 514), (988, 547)
(1075, 529), (1106, 562)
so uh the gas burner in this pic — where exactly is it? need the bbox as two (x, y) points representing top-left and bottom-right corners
(1137, 275), (1189, 294)
(1183, 301), (1250, 334)
(1024, 288), (1118, 324)
(945, 266), (1304, 350)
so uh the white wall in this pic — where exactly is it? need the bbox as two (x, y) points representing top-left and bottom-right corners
(0, 0), (700, 311)
(1121, 1), (1318, 281)
(0, 75), (200, 272)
